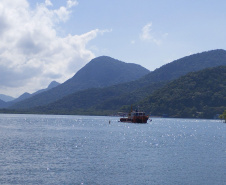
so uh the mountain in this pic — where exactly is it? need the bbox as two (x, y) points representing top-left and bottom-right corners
(32, 81), (60, 96)
(139, 66), (226, 119)
(0, 99), (7, 108)
(30, 50), (226, 115)
(95, 49), (226, 111)
(10, 56), (150, 109)
(47, 81), (60, 89)
(0, 81), (60, 108)
(0, 94), (15, 102)
(138, 49), (226, 85)
(8, 81), (60, 105)
(13, 92), (32, 103)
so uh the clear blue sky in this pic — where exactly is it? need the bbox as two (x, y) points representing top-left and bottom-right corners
(0, 0), (226, 97)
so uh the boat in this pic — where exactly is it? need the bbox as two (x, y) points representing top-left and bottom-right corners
(120, 109), (149, 123)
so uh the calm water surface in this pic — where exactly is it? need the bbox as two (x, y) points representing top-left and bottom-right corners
(0, 114), (225, 185)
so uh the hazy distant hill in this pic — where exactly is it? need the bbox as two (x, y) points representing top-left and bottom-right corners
(0, 94), (15, 102)
(0, 99), (7, 108)
(0, 81), (60, 109)
(13, 92), (31, 103)
(10, 56), (150, 109)
(32, 81), (60, 96)
(30, 49), (226, 116)
(139, 66), (226, 119)
(10, 81), (60, 104)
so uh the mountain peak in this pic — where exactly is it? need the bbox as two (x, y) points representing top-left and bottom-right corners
(73, 56), (150, 88)
(88, 56), (126, 66)
(90, 56), (116, 62)
(47, 81), (60, 89)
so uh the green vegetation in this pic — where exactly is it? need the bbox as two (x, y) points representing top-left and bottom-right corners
(137, 49), (226, 85)
(139, 66), (226, 119)
(219, 110), (226, 122)
(30, 81), (165, 115)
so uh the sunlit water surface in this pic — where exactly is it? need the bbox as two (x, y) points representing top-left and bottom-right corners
(0, 114), (225, 184)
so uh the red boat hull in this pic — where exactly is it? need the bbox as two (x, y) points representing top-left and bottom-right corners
(120, 116), (149, 123)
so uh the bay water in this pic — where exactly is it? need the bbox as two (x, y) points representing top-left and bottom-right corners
(0, 114), (225, 185)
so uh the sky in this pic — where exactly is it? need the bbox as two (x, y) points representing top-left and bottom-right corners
(0, 0), (226, 97)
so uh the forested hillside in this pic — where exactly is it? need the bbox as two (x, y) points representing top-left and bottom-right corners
(139, 66), (226, 119)
(138, 49), (226, 85)
(31, 81), (166, 115)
